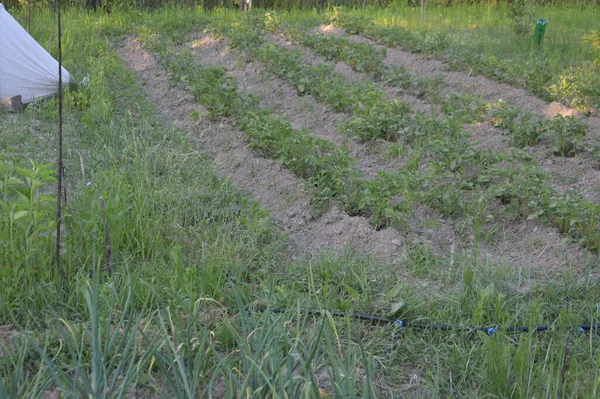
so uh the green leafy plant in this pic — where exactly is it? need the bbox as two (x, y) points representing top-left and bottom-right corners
(340, 100), (412, 142)
(544, 114), (588, 157)
(0, 160), (56, 273)
(511, 114), (544, 148)
(508, 0), (534, 35)
(479, 100), (545, 148)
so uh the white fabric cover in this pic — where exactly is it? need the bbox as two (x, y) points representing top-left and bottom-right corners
(0, 3), (70, 104)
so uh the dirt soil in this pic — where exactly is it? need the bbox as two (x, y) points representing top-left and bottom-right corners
(118, 36), (405, 262)
(118, 34), (599, 288)
(319, 24), (600, 135)
(305, 27), (600, 208)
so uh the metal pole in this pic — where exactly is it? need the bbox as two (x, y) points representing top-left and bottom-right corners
(55, 0), (63, 279)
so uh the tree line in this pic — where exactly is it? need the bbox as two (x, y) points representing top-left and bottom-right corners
(3, 0), (598, 16)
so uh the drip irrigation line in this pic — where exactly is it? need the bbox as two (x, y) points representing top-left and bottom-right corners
(266, 308), (599, 337)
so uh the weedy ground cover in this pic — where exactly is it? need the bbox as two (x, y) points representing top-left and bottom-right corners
(1, 5), (600, 398)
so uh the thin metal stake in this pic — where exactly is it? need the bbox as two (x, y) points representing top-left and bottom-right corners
(55, 0), (63, 279)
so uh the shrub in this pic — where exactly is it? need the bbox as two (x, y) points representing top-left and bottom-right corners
(508, 0), (534, 36)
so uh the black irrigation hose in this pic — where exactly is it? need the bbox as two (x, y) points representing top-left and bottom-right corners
(268, 308), (600, 336)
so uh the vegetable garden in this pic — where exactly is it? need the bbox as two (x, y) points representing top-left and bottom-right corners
(2, 2), (600, 397)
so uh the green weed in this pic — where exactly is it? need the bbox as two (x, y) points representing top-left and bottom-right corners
(0, 160), (57, 302)
(544, 114), (588, 157)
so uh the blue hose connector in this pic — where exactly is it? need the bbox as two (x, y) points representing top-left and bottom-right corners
(577, 327), (586, 335)
(394, 320), (404, 328)
(487, 328), (497, 336)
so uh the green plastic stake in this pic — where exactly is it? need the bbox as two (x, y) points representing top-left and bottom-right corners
(534, 18), (547, 46)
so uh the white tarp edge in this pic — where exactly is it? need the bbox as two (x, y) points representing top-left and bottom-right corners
(0, 3), (71, 104)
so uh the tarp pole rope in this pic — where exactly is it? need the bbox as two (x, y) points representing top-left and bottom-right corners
(55, 0), (63, 279)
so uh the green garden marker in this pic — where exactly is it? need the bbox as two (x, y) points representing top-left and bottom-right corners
(534, 18), (547, 46)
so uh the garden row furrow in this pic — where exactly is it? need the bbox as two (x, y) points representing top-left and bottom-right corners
(182, 35), (486, 263)
(274, 30), (545, 159)
(267, 32), (436, 117)
(157, 34), (466, 256)
(208, 17), (600, 263)
(188, 39), (594, 283)
(274, 29), (508, 152)
(291, 27), (593, 152)
(326, 19), (600, 135)
(181, 28), (586, 282)
(184, 35), (403, 180)
(285, 27), (600, 209)
(203, 20), (600, 281)
(286, 27), (458, 113)
(121, 35), (404, 259)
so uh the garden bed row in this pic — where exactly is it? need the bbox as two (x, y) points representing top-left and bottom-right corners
(208, 17), (600, 257)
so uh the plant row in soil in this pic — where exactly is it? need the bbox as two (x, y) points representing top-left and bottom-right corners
(140, 17), (600, 253)
(328, 12), (600, 115)
(284, 28), (591, 155)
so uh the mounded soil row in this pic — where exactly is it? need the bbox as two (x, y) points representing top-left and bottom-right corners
(176, 34), (597, 286)
(282, 28), (600, 207)
(323, 25), (600, 133)
(117, 36), (405, 262)
(184, 34), (458, 259)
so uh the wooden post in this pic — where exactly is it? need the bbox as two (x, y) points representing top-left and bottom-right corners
(0, 96), (24, 113)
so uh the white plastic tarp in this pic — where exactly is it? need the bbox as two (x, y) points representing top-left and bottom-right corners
(0, 3), (70, 104)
